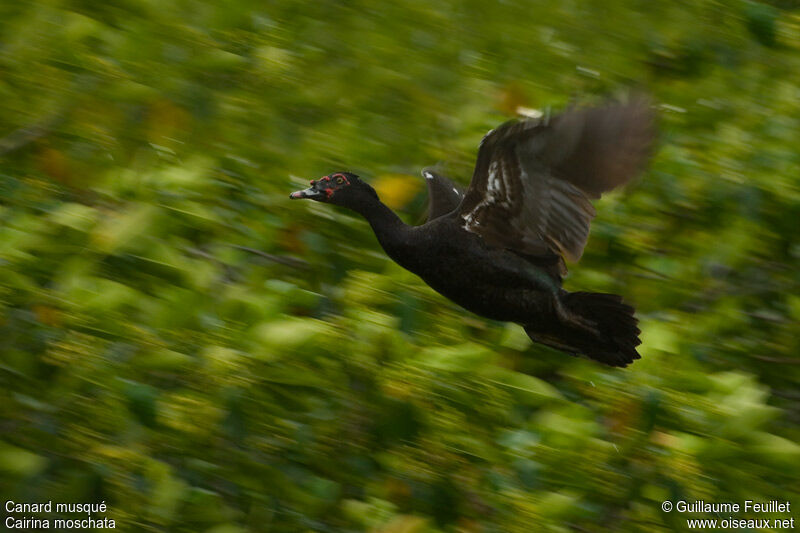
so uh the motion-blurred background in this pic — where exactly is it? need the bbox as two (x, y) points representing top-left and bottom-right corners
(1, 1), (799, 531)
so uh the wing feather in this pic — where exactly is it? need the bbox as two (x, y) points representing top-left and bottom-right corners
(422, 168), (464, 221)
(458, 97), (655, 264)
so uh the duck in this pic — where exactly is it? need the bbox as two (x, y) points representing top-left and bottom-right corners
(290, 98), (655, 367)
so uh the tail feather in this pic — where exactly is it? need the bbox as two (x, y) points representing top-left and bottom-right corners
(525, 292), (641, 367)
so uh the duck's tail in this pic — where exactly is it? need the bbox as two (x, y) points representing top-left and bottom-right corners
(524, 292), (641, 367)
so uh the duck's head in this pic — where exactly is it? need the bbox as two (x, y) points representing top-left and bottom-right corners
(290, 172), (378, 209)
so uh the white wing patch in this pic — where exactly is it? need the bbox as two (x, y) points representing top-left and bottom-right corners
(487, 160), (500, 193)
(462, 160), (510, 230)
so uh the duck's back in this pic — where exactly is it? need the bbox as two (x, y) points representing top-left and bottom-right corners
(397, 214), (561, 319)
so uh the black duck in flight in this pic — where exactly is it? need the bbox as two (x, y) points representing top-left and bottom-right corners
(290, 98), (655, 367)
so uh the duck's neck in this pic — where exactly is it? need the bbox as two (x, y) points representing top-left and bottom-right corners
(354, 199), (411, 261)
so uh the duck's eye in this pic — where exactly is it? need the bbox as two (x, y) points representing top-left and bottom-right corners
(336, 177), (344, 184)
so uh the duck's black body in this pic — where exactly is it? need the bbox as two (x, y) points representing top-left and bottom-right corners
(291, 98), (654, 367)
(377, 213), (560, 318)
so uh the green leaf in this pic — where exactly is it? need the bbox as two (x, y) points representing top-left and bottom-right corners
(743, 1), (778, 47)
(417, 343), (494, 372)
(48, 202), (98, 232)
(92, 203), (161, 254)
(250, 318), (330, 360)
(133, 348), (194, 370)
(0, 442), (47, 477)
(750, 433), (800, 467)
(483, 368), (564, 404)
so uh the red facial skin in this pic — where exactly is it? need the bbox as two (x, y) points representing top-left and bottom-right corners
(309, 173), (350, 199)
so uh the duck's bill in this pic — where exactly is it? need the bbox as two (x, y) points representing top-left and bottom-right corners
(289, 187), (323, 200)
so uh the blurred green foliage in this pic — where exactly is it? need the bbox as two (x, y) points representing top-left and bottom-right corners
(1, 1), (799, 531)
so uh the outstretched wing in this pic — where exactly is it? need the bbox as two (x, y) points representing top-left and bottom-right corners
(421, 167), (464, 221)
(458, 98), (655, 263)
